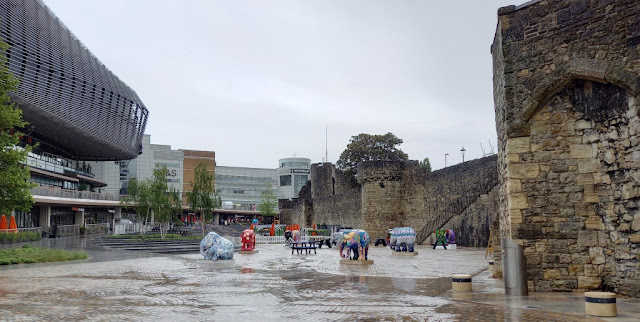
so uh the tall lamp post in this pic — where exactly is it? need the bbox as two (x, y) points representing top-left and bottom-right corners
(461, 147), (466, 163)
(445, 153), (449, 167)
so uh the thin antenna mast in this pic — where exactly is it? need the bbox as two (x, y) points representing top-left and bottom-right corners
(325, 125), (328, 163)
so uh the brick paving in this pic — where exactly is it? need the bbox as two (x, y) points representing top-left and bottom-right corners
(0, 239), (633, 321)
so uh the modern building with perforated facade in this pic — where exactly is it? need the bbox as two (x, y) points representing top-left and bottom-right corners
(0, 0), (150, 236)
(0, 0), (148, 161)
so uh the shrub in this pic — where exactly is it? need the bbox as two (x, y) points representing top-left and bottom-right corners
(0, 231), (42, 244)
(22, 245), (30, 248)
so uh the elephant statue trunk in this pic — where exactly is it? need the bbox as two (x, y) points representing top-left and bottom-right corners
(339, 230), (369, 261)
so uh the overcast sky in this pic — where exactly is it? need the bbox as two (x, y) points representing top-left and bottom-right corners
(43, 0), (529, 170)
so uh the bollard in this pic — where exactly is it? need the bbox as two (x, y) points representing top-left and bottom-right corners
(584, 291), (616, 317)
(451, 274), (472, 292)
(488, 260), (495, 272)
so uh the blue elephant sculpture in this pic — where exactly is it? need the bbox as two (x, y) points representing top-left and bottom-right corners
(339, 229), (370, 260)
(200, 232), (234, 260)
(389, 227), (416, 252)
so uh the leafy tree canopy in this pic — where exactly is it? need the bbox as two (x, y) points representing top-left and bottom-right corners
(419, 157), (432, 172)
(259, 183), (278, 217)
(186, 162), (220, 235)
(336, 132), (409, 177)
(0, 41), (35, 215)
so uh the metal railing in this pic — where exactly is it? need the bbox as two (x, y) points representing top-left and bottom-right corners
(55, 224), (80, 237)
(255, 235), (286, 244)
(18, 227), (42, 234)
(31, 186), (124, 201)
(85, 223), (110, 234)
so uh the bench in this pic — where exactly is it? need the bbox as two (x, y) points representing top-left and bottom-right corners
(291, 241), (317, 254)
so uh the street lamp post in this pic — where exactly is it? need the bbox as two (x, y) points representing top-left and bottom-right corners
(461, 147), (466, 163)
(445, 153), (449, 167)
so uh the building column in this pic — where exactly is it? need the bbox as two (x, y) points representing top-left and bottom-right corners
(114, 207), (122, 220)
(214, 213), (220, 226)
(39, 205), (51, 233)
(74, 209), (85, 228)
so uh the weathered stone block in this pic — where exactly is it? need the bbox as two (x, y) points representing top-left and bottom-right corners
(507, 153), (521, 163)
(507, 179), (522, 193)
(576, 174), (594, 185)
(578, 159), (598, 173)
(506, 137), (531, 154)
(589, 247), (605, 264)
(508, 193), (529, 209)
(509, 163), (540, 179)
(578, 276), (602, 289)
(578, 230), (599, 247)
(570, 144), (596, 159)
(544, 269), (562, 279)
(568, 264), (583, 273)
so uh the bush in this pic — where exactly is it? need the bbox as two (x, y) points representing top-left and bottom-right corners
(22, 244), (30, 248)
(0, 232), (41, 244)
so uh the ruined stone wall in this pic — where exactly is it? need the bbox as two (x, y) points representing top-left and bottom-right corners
(401, 156), (499, 244)
(493, 0), (640, 297)
(440, 186), (499, 248)
(358, 161), (406, 240)
(282, 157), (499, 246)
(281, 164), (361, 228)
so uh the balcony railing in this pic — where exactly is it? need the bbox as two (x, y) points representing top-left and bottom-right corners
(31, 186), (124, 201)
(25, 151), (95, 177)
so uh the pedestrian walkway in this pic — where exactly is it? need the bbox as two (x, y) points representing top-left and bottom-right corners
(0, 237), (637, 321)
(440, 270), (640, 321)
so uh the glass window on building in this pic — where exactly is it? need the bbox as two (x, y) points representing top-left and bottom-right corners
(294, 174), (309, 195)
(15, 207), (40, 228)
(280, 175), (292, 186)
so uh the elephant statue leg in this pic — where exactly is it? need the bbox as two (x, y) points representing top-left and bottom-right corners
(408, 243), (414, 252)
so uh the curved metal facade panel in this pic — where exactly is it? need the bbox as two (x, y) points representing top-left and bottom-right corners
(0, 0), (149, 160)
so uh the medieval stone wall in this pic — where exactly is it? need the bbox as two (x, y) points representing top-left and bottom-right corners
(281, 157), (499, 247)
(493, 0), (640, 297)
(440, 186), (499, 248)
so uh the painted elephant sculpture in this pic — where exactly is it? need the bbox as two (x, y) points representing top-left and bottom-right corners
(200, 232), (234, 260)
(241, 229), (256, 251)
(292, 230), (301, 242)
(389, 227), (416, 252)
(339, 229), (370, 261)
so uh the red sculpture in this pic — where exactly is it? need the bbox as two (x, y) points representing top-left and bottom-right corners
(241, 229), (256, 251)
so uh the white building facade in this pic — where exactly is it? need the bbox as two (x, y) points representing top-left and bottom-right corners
(91, 135), (184, 195)
(277, 157), (311, 200)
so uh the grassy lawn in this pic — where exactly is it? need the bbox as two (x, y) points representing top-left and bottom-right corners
(0, 245), (88, 265)
(106, 234), (202, 241)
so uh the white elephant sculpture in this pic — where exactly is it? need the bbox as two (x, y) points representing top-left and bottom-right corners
(389, 227), (416, 252)
(200, 232), (234, 260)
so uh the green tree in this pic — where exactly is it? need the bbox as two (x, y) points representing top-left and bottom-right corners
(336, 132), (409, 179)
(419, 157), (432, 172)
(120, 178), (151, 235)
(169, 186), (183, 225)
(259, 183), (278, 222)
(149, 166), (171, 239)
(0, 41), (36, 215)
(186, 162), (220, 236)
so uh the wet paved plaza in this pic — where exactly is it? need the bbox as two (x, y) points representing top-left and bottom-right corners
(0, 237), (638, 321)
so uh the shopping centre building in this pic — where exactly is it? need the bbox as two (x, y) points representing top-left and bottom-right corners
(1, 0), (149, 236)
(1, 0), (313, 235)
